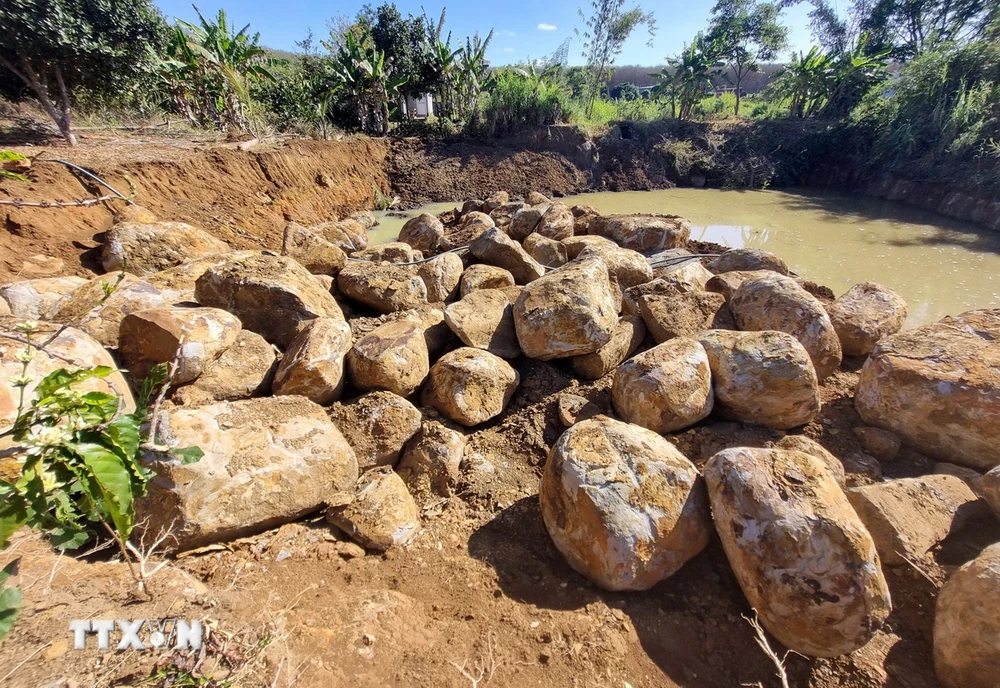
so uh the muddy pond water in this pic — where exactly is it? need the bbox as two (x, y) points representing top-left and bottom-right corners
(372, 188), (1000, 326)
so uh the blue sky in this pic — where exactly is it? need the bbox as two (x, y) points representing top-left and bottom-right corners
(153, 0), (819, 66)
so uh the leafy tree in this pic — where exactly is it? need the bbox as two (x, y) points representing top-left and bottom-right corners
(772, 46), (835, 116)
(326, 29), (406, 135)
(611, 81), (641, 100)
(0, 0), (165, 146)
(654, 36), (724, 118)
(707, 0), (788, 116)
(577, 0), (656, 116)
(160, 7), (278, 134)
(356, 3), (435, 97)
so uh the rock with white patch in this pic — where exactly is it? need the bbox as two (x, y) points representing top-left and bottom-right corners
(422, 347), (519, 426)
(327, 468), (420, 551)
(272, 317), (353, 405)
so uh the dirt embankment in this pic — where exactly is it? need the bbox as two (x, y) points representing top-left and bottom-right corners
(0, 138), (391, 282)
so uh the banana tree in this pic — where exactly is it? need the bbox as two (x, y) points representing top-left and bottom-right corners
(658, 37), (724, 119)
(455, 30), (493, 119)
(773, 46), (835, 117)
(329, 30), (406, 135)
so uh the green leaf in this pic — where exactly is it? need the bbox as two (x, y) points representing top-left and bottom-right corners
(0, 500), (29, 550)
(0, 152), (27, 162)
(137, 362), (170, 412)
(170, 446), (204, 465)
(106, 418), (140, 463)
(0, 560), (22, 642)
(34, 367), (114, 400)
(74, 443), (134, 539)
(0, 170), (28, 183)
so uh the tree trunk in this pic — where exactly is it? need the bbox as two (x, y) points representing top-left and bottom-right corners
(2, 51), (77, 146)
(734, 73), (742, 117)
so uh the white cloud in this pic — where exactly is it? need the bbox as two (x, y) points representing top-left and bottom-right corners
(503, 47), (515, 53)
(537, 23), (557, 31)
(498, 30), (516, 37)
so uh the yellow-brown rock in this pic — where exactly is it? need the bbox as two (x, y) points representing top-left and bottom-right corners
(0, 276), (88, 320)
(513, 258), (618, 360)
(570, 315), (645, 380)
(854, 309), (1000, 470)
(459, 264), (516, 298)
(172, 330), (276, 405)
(539, 417), (711, 591)
(347, 320), (430, 397)
(469, 227), (545, 284)
(281, 222), (347, 276)
(699, 329), (820, 429)
(730, 272), (843, 380)
(327, 467), (420, 551)
(638, 291), (733, 343)
(416, 252), (463, 303)
(588, 214), (691, 253)
(399, 213), (445, 253)
(336, 261), (428, 314)
(52, 274), (166, 347)
(118, 306), (242, 384)
(612, 337), (714, 433)
(272, 317), (353, 404)
(704, 447), (892, 657)
(328, 391), (423, 470)
(708, 248), (788, 275)
(102, 220), (229, 276)
(827, 282), (907, 356)
(444, 289), (520, 359)
(422, 347), (519, 426)
(195, 253), (344, 348)
(934, 543), (1000, 688)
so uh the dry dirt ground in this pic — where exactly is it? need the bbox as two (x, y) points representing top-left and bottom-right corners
(1, 355), (996, 688)
(1, 131), (998, 688)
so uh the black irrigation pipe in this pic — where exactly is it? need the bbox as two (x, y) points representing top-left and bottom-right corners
(45, 157), (135, 205)
(346, 248), (721, 271)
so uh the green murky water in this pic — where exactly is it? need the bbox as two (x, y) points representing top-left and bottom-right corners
(372, 188), (1000, 326)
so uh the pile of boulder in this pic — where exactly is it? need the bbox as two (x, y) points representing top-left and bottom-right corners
(1, 191), (998, 683)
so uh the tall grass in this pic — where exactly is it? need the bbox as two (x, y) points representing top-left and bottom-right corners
(470, 71), (569, 137)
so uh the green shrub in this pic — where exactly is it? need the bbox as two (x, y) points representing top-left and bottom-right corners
(470, 70), (569, 137)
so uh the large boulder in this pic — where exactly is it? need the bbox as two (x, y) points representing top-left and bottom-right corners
(352, 242), (422, 264)
(827, 282), (907, 356)
(612, 338), (714, 434)
(137, 396), (359, 551)
(146, 252), (256, 305)
(272, 317), (353, 405)
(700, 329), (820, 430)
(508, 206), (545, 241)
(195, 253), (344, 349)
(118, 306), (242, 385)
(513, 258), (618, 361)
(934, 543), (1000, 688)
(469, 228), (545, 284)
(704, 447), (892, 657)
(847, 476), (981, 566)
(347, 320), (430, 397)
(444, 289), (521, 359)
(638, 291), (733, 343)
(0, 319), (135, 433)
(328, 391), (422, 470)
(539, 417), (711, 591)
(281, 222), (347, 276)
(336, 261), (428, 314)
(459, 264), (516, 298)
(705, 270), (778, 301)
(707, 248), (788, 275)
(0, 276), (87, 319)
(578, 245), (653, 297)
(398, 213), (445, 253)
(772, 435), (846, 487)
(562, 235), (617, 260)
(854, 309), (1000, 470)
(52, 274), (166, 347)
(536, 202), (575, 240)
(655, 259), (714, 293)
(422, 348), (519, 427)
(729, 272), (843, 380)
(396, 421), (466, 501)
(588, 214), (691, 253)
(315, 218), (368, 253)
(622, 278), (681, 316)
(570, 315), (645, 380)
(172, 330), (276, 405)
(102, 220), (229, 276)
(416, 252), (463, 303)
(523, 233), (568, 268)
(327, 468), (420, 551)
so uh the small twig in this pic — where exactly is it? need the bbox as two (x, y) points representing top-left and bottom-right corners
(743, 611), (791, 688)
(450, 631), (499, 687)
(897, 551), (940, 588)
(142, 336), (185, 451)
(0, 193), (119, 208)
